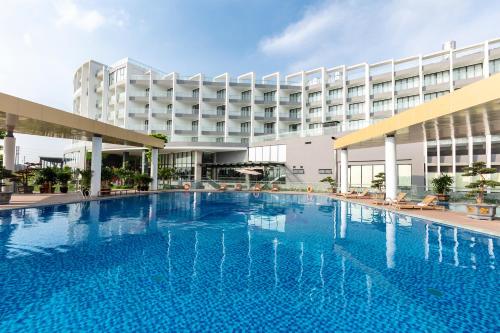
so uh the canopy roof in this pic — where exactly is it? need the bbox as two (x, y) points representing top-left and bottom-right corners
(334, 73), (500, 149)
(0, 92), (164, 148)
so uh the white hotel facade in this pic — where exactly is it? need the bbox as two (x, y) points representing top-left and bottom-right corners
(67, 37), (500, 190)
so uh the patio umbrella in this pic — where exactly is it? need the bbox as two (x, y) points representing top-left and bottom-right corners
(235, 168), (261, 175)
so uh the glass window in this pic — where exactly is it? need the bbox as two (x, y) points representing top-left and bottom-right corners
(395, 76), (419, 91)
(348, 103), (364, 115)
(328, 88), (342, 100)
(308, 91), (322, 103)
(372, 81), (391, 94)
(347, 85), (364, 98)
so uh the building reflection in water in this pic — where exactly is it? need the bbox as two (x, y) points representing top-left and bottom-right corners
(386, 211), (396, 269)
(248, 214), (286, 232)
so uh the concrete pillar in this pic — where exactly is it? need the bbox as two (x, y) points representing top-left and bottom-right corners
(3, 128), (16, 171)
(90, 135), (102, 196)
(122, 151), (130, 168)
(193, 151), (202, 182)
(141, 150), (147, 173)
(385, 135), (397, 200)
(150, 148), (158, 190)
(340, 148), (348, 193)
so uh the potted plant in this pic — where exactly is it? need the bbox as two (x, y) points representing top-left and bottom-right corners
(320, 176), (337, 193)
(462, 162), (500, 220)
(56, 167), (73, 193)
(78, 169), (92, 196)
(35, 167), (57, 193)
(100, 166), (114, 195)
(431, 173), (454, 202)
(0, 166), (15, 204)
(135, 173), (152, 191)
(14, 162), (40, 194)
(371, 172), (385, 199)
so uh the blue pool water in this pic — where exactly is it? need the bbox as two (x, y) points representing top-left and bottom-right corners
(0, 192), (498, 332)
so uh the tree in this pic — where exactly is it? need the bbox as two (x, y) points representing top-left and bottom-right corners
(159, 167), (176, 188)
(371, 172), (385, 192)
(146, 133), (167, 162)
(462, 162), (500, 204)
(431, 174), (454, 195)
(320, 176), (337, 193)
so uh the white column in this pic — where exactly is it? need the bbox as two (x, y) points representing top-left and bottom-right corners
(340, 148), (348, 193)
(451, 137), (457, 192)
(90, 135), (102, 197)
(486, 134), (492, 168)
(385, 135), (397, 200)
(141, 151), (146, 173)
(193, 151), (202, 182)
(150, 148), (158, 190)
(3, 129), (16, 171)
(468, 137), (474, 166)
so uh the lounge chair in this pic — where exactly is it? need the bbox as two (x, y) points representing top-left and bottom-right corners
(393, 195), (445, 211)
(345, 189), (370, 199)
(235, 184), (242, 191)
(333, 190), (354, 197)
(219, 183), (227, 191)
(271, 183), (279, 192)
(373, 192), (406, 205)
(253, 184), (262, 192)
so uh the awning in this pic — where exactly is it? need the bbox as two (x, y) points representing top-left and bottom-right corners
(235, 168), (262, 175)
(334, 73), (500, 149)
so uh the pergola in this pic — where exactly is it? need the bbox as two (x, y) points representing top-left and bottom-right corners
(333, 73), (500, 199)
(0, 92), (164, 196)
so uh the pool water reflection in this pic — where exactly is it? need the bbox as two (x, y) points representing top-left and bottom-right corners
(0, 192), (498, 332)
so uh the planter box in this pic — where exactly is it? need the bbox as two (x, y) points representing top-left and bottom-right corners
(436, 194), (450, 202)
(466, 204), (497, 220)
(0, 192), (13, 205)
(18, 185), (34, 194)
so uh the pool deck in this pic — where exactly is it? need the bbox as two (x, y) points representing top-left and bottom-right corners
(0, 191), (499, 237)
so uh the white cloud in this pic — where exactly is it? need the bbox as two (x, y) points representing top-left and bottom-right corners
(259, 0), (500, 71)
(23, 32), (33, 47)
(53, 0), (128, 32)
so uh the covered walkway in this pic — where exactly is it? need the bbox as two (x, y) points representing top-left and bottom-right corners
(0, 92), (164, 196)
(334, 73), (500, 199)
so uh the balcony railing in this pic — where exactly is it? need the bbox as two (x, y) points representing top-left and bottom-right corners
(130, 74), (150, 81)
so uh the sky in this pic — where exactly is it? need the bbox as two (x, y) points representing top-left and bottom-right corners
(1, 0), (500, 162)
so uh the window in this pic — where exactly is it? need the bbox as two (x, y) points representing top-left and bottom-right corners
(216, 89), (226, 99)
(346, 164), (412, 188)
(396, 95), (420, 110)
(372, 81), (391, 94)
(347, 85), (364, 97)
(216, 105), (225, 115)
(166, 120), (172, 131)
(116, 68), (126, 82)
(453, 63), (483, 80)
(348, 102), (364, 115)
(328, 105), (343, 116)
(191, 137), (198, 142)
(264, 91), (276, 102)
(216, 137), (224, 143)
(309, 107), (322, 116)
(192, 88), (199, 98)
(241, 90), (251, 100)
(372, 99), (391, 113)
(309, 123), (321, 129)
(109, 72), (115, 85)
(395, 76), (419, 91)
(241, 122), (250, 133)
(167, 104), (173, 111)
(424, 71), (450, 86)
(289, 108), (300, 119)
(290, 92), (301, 102)
(424, 91), (449, 102)
(241, 138), (249, 144)
(328, 88), (342, 100)
(264, 123), (275, 134)
(216, 121), (225, 132)
(308, 91), (322, 103)
(192, 104), (199, 113)
(289, 124), (300, 132)
(241, 106), (250, 116)
(145, 88), (150, 97)
(191, 121), (198, 131)
(318, 169), (332, 174)
(489, 58), (500, 74)
(292, 168), (305, 174)
(265, 107), (275, 118)
(249, 145), (286, 162)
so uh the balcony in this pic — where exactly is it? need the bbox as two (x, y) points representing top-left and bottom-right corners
(325, 112), (343, 122)
(202, 95), (226, 103)
(174, 109), (199, 118)
(254, 111), (275, 121)
(152, 91), (173, 101)
(279, 81), (302, 90)
(326, 97), (343, 105)
(346, 111), (366, 121)
(306, 99), (322, 107)
(174, 126), (198, 135)
(371, 91), (392, 101)
(128, 108), (149, 118)
(175, 94), (199, 103)
(128, 125), (148, 134)
(201, 109), (225, 119)
(254, 97), (276, 105)
(228, 128), (251, 136)
(128, 92), (149, 102)
(279, 113), (302, 122)
(150, 124), (172, 133)
(201, 126), (225, 135)
(279, 96), (301, 106)
(130, 74), (150, 85)
(228, 111), (251, 120)
(228, 95), (252, 104)
(151, 109), (172, 119)
(371, 109), (392, 119)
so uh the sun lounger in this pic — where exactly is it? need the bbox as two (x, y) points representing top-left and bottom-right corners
(393, 195), (445, 211)
(373, 192), (406, 205)
(333, 190), (354, 197)
(345, 189), (370, 199)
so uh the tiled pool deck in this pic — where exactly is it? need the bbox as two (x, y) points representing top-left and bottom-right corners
(0, 191), (499, 237)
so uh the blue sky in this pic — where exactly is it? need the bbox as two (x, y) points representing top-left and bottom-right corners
(1, 0), (500, 162)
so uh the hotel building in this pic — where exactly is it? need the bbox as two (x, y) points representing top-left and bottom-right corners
(67, 37), (500, 191)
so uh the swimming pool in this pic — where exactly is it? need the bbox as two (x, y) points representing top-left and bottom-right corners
(0, 192), (498, 332)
